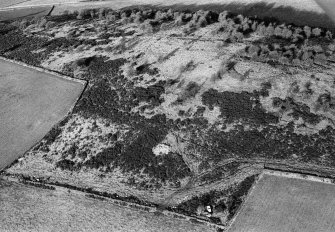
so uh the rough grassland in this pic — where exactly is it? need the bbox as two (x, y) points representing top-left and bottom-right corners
(0, 59), (85, 170)
(228, 173), (335, 232)
(0, 178), (215, 232)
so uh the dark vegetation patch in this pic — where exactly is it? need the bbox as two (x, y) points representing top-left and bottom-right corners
(136, 63), (159, 75)
(195, 119), (335, 163)
(134, 80), (166, 106)
(18, 174), (159, 207)
(55, 159), (78, 171)
(172, 175), (257, 223)
(175, 81), (201, 104)
(83, 127), (190, 182)
(42, 116), (70, 147)
(62, 58), (190, 182)
(202, 89), (278, 124)
(272, 97), (321, 125)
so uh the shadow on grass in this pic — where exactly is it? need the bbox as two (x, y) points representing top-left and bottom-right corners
(123, 2), (335, 30)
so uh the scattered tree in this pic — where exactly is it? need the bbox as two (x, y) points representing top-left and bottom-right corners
(312, 27), (322, 37)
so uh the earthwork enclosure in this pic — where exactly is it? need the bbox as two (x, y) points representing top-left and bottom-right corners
(228, 172), (335, 232)
(0, 58), (85, 170)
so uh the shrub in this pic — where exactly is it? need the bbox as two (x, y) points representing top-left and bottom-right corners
(314, 53), (327, 65)
(326, 30), (333, 40)
(304, 26), (311, 38)
(268, 51), (280, 60)
(38, 17), (48, 28)
(251, 21), (258, 31)
(248, 45), (260, 56)
(140, 20), (154, 33)
(328, 44), (335, 52)
(160, 22), (171, 31)
(256, 24), (266, 35)
(218, 11), (228, 23)
(178, 60), (196, 74)
(274, 26), (282, 36)
(197, 15), (208, 28)
(176, 81), (201, 103)
(282, 28), (292, 39)
(98, 8), (108, 19)
(18, 19), (29, 30)
(211, 62), (226, 82)
(313, 45), (324, 53)
(45, 21), (56, 29)
(312, 27), (322, 37)
(278, 56), (290, 65)
(77, 9), (91, 19)
(132, 12), (141, 24)
(265, 24), (275, 36)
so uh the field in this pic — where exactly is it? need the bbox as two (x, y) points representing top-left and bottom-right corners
(0, 178), (215, 232)
(0, 58), (85, 170)
(228, 173), (335, 232)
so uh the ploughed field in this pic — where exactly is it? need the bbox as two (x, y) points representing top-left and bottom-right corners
(2, 7), (335, 227)
(0, 178), (215, 232)
(228, 173), (335, 232)
(0, 58), (85, 170)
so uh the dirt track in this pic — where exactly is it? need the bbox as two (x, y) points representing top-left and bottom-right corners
(0, 58), (85, 171)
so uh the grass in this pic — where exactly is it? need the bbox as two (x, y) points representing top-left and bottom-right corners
(0, 59), (85, 171)
(229, 173), (335, 232)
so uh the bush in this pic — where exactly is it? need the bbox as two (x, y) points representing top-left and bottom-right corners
(211, 62), (226, 82)
(282, 28), (292, 39)
(326, 30), (333, 40)
(312, 27), (322, 37)
(98, 8), (108, 19)
(304, 26), (311, 38)
(265, 24), (275, 36)
(176, 81), (201, 103)
(77, 9), (91, 20)
(251, 21), (258, 31)
(218, 11), (228, 23)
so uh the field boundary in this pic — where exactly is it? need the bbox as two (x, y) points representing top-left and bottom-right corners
(225, 172), (264, 231)
(0, 56), (88, 172)
(0, 56), (86, 85)
(0, 174), (226, 231)
(264, 169), (335, 185)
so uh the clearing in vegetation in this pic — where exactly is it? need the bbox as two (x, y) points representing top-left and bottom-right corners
(228, 172), (335, 232)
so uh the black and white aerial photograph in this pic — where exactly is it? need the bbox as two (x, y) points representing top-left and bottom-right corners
(1, 0), (335, 231)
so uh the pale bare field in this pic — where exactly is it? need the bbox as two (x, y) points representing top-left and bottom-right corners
(228, 173), (335, 232)
(0, 0), (29, 8)
(0, 178), (215, 232)
(0, 59), (85, 170)
(4, 0), (323, 13)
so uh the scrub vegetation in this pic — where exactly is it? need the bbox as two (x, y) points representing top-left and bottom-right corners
(2, 6), (335, 229)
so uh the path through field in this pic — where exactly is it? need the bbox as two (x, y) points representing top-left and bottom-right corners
(0, 58), (85, 170)
(228, 173), (335, 232)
